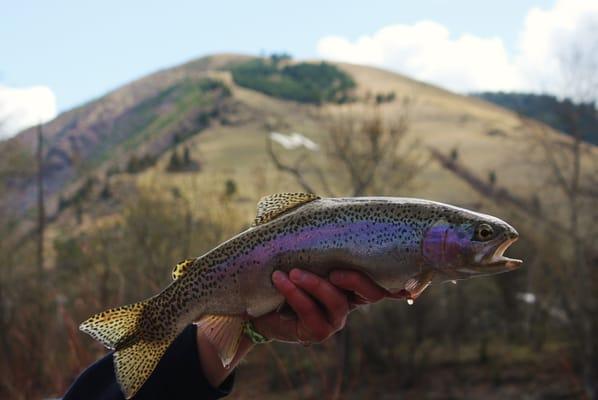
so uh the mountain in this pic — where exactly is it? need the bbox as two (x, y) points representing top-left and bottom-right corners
(474, 92), (598, 145)
(1, 53), (593, 245)
(4, 53), (598, 400)
(2, 55), (248, 212)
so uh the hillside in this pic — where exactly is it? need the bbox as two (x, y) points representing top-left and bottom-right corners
(474, 91), (598, 145)
(1, 53), (597, 400)
(1, 53), (594, 254)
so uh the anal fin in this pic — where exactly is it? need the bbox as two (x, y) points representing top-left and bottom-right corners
(404, 270), (435, 300)
(195, 315), (245, 368)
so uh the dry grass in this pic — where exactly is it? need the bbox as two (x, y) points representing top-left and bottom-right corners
(1, 55), (596, 399)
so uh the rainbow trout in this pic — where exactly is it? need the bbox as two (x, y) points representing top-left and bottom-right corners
(80, 193), (522, 398)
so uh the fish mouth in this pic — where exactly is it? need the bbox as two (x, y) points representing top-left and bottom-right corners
(481, 237), (522, 270)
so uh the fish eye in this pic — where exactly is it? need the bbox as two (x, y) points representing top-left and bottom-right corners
(474, 223), (494, 241)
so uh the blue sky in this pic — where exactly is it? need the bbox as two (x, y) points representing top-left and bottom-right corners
(1, 0), (596, 137)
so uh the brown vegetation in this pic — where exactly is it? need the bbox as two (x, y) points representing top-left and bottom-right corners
(0, 55), (596, 399)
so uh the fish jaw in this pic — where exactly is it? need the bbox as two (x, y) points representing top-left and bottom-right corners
(477, 236), (523, 273)
(456, 235), (522, 277)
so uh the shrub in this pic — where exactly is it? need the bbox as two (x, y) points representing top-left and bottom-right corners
(230, 58), (355, 104)
(375, 91), (396, 104)
(166, 147), (200, 173)
(224, 179), (237, 198)
(126, 154), (157, 174)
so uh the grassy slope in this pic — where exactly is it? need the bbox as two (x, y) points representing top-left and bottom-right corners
(135, 61), (550, 211)
(8, 55), (594, 399)
(32, 54), (596, 264)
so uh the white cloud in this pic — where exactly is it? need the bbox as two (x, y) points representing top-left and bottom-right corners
(317, 0), (598, 97)
(318, 21), (523, 93)
(0, 85), (57, 140)
(517, 0), (598, 99)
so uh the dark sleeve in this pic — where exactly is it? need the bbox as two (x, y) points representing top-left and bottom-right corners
(63, 324), (235, 400)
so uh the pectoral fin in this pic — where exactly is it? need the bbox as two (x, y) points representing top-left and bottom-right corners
(404, 270), (435, 300)
(195, 315), (245, 368)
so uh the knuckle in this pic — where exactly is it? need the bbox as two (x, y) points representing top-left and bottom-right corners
(333, 271), (351, 286)
(302, 320), (329, 343)
(278, 280), (297, 296)
(367, 292), (385, 302)
(290, 290), (311, 306)
(294, 300), (314, 316)
(345, 272), (361, 287)
(331, 297), (349, 315)
(312, 330), (329, 343)
(332, 316), (346, 331)
(308, 274), (321, 289)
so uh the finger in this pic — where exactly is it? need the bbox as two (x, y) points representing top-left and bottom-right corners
(348, 293), (371, 308)
(388, 289), (409, 300)
(329, 270), (389, 303)
(272, 271), (332, 342)
(276, 302), (298, 320)
(289, 269), (349, 330)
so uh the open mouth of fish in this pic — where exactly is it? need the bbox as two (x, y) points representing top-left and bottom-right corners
(481, 237), (522, 270)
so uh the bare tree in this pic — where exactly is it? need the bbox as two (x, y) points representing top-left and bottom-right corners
(267, 99), (426, 198)
(536, 35), (597, 398)
(36, 124), (46, 275)
(266, 99), (427, 398)
(430, 61), (598, 398)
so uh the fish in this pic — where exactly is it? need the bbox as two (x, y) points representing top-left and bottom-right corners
(80, 193), (522, 398)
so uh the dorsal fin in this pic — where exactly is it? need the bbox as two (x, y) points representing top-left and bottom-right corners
(252, 192), (320, 226)
(172, 258), (196, 280)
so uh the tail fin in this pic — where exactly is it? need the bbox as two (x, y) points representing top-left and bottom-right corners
(80, 300), (176, 399)
(112, 335), (174, 399)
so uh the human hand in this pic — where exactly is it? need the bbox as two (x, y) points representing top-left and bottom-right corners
(196, 268), (402, 388)
(329, 269), (408, 306)
(253, 268), (400, 344)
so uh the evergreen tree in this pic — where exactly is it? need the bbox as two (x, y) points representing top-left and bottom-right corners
(224, 179), (237, 198)
(168, 150), (181, 171)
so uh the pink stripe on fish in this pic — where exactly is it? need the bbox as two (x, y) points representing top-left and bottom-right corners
(422, 224), (468, 267)
(241, 221), (401, 266)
